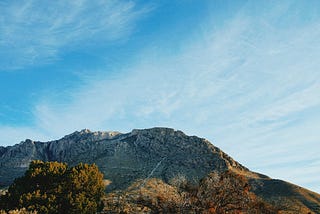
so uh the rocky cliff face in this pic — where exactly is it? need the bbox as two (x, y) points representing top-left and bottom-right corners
(0, 128), (247, 190)
(0, 127), (319, 213)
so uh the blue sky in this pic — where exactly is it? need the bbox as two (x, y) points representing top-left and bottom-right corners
(0, 0), (320, 193)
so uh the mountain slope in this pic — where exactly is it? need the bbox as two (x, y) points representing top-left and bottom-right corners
(0, 127), (319, 213)
(0, 128), (248, 189)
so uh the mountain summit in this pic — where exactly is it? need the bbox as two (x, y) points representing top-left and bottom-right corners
(0, 127), (319, 213)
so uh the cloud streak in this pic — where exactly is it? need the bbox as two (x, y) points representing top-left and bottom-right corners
(0, 0), (150, 70)
(1, 1), (319, 192)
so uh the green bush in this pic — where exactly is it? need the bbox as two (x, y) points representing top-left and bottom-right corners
(0, 161), (104, 214)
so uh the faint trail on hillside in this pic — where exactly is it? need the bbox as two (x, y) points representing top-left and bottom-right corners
(140, 157), (166, 188)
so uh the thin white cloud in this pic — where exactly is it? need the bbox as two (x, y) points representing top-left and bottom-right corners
(0, 0), (151, 70)
(1, 2), (320, 193)
(250, 82), (320, 123)
(0, 126), (48, 145)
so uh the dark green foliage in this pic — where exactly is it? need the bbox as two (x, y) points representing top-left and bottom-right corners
(0, 161), (105, 214)
(64, 163), (105, 213)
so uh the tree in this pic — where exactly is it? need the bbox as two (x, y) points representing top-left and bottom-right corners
(196, 170), (277, 214)
(64, 163), (105, 213)
(0, 161), (105, 214)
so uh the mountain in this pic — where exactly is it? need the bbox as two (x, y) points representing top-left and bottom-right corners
(0, 127), (319, 213)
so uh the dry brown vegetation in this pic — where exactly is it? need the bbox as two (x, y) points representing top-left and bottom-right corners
(102, 170), (278, 214)
(2, 161), (316, 213)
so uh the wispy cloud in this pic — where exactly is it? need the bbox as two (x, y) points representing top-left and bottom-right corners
(1, 1), (319, 192)
(0, 126), (48, 146)
(30, 3), (320, 139)
(0, 0), (150, 70)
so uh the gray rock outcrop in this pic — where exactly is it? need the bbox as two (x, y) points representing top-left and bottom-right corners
(0, 127), (247, 190)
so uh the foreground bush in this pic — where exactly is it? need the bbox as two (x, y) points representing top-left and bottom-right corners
(0, 161), (105, 214)
(196, 170), (278, 213)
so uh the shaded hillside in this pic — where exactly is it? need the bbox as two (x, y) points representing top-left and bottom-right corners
(250, 178), (320, 213)
(0, 127), (319, 213)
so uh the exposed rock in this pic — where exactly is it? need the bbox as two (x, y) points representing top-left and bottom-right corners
(0, 128), (248, 190)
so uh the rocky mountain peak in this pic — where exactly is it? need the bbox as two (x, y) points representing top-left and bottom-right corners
(0, 127), (248, 189)
(61, 129), (122, 142)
